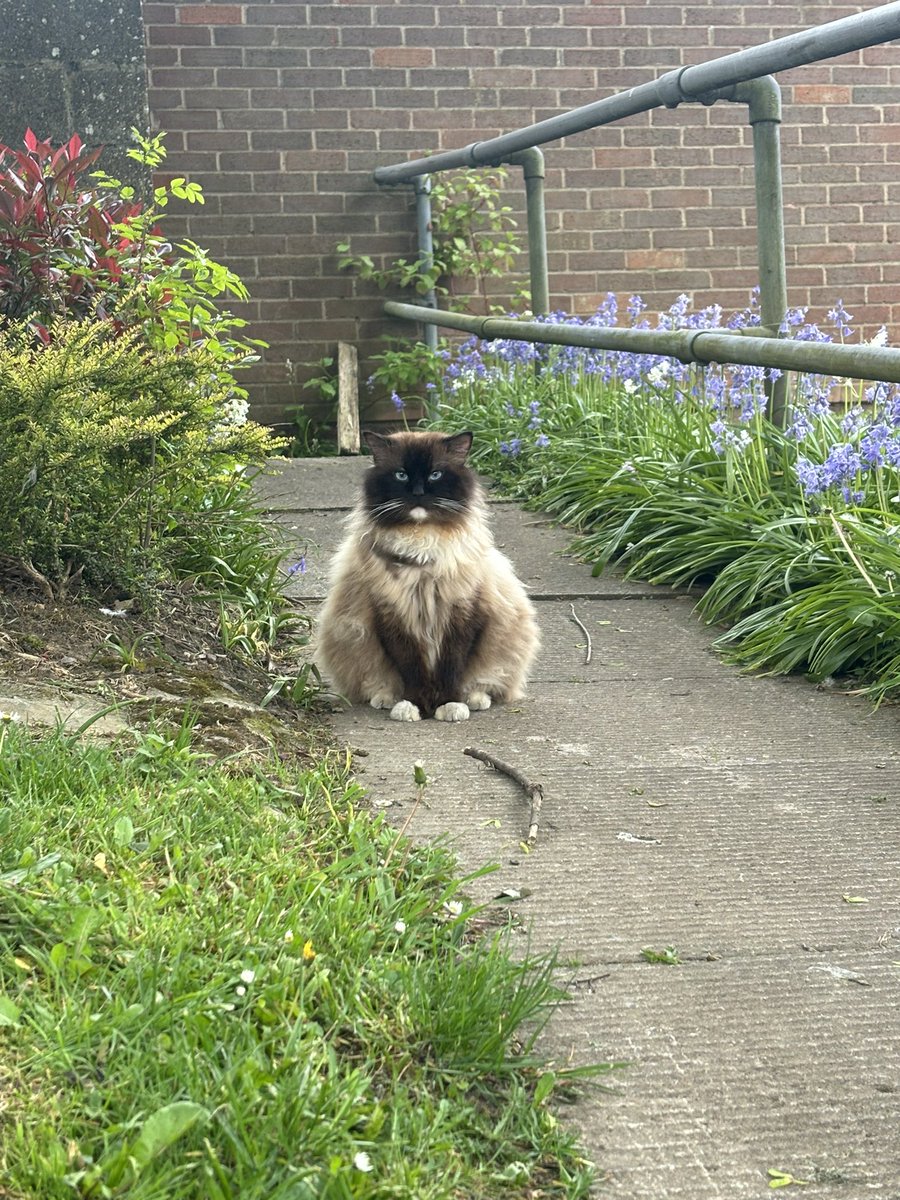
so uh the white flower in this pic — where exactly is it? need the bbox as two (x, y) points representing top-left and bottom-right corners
(220, 395), (250, 426)
(393, 920), (407, 935)
(353, 1151), (373, 1173)
(235, 985), (246, 997)
(283, 929), (294, 943)
(646, 364), (669, 386)
(0, 711), (23, 724)
(240, 968), (255, 985)
(442, 900), (464, 919)
(870, 326), (889, 347)
(623, 379), (638, 395)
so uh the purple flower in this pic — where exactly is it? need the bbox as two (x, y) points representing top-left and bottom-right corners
(627, 294), (647, 324)
(391, 391), (405, 411)
(287, 556), (307, 576)
(827, 299), (854, 337)
(499, 437), (523, 457)
(786, 408), (814, 442)
(821, 443), (863, 489)
(795, 456), (824, 497)
(535, 432), (550, 448)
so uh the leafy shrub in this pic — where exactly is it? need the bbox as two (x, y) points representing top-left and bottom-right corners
(338, 167), (522, 313)
(0, 318), (283, 597)
(0, 129), (263, 392)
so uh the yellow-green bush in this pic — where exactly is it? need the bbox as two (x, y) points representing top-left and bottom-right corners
(0, 319), (284, 595)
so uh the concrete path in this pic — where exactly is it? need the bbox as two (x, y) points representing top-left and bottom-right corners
(260, 457), (900, 1199)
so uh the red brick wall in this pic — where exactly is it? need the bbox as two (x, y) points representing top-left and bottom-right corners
(143, 0), (900, 428)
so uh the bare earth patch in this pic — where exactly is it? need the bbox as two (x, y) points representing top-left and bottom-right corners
(0, 582), (326, 763)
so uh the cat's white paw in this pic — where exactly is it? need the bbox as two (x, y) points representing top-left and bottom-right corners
(369, 692), (399, 710)
(435, 702), (470, 723)
(466, 690), (492, 711)
(390, 700), (421, 722)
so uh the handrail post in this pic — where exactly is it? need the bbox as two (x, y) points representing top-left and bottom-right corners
(506, 147), (550, 316)
(412, 174), (438, 352)
(734, 77), (789, 426)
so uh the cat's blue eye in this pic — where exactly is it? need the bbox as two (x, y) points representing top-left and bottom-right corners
(394, 470), (408, 482)
(428, 470), (443, 481)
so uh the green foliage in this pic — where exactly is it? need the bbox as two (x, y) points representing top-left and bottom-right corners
(286, 356), (340, 455)
(366, 338), (449, 405)
(0, 319), (284, 595)
(338, 167), (521, 313)
(0, 725), (607, 1198)
(331, 168), (524, 406)
(0, 128), (265, 399)
(427, 323), (900, 704)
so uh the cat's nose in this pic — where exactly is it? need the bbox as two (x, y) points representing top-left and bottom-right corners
(412, 481), (425, 496)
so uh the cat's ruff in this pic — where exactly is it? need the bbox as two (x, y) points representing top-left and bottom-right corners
(315, 430), (540, 721)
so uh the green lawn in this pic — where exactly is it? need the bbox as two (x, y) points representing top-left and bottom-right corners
(0, 718), (602, 1199)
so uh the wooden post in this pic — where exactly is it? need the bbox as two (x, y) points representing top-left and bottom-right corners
(336, 342), (360, 455)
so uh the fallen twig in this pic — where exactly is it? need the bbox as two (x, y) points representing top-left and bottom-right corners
(463, 746), (543, 845)
(569, 603), (592, 664)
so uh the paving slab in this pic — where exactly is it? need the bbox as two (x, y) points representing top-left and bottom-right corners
(256, 456), (368, 510)
(259, 457), (900, 1199)
(553, 954), (900, 1198)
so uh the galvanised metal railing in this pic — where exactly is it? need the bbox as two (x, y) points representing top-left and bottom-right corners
(372, 2), (900, 425)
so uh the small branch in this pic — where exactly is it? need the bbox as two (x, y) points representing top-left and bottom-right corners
(569, 603), (593, 664)
(463, 746), (543, 845)
(8, 557), (56, 602)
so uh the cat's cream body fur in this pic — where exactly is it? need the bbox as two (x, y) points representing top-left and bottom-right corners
(316, 474), (539, 722)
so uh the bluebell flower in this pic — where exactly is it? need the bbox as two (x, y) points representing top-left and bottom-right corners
(840, 408), (866, 437)
(499, 438), (523, 457)
(786, 408), (814, 442)
(535, 433), (550, 448)
(627, 294), (647, 323)
(287, 556), (307, 576)
(821, 443), (863, 489)
(795, 456), (824, 497)
(391, 391), (405, 411)
(827, 299), (854, 337)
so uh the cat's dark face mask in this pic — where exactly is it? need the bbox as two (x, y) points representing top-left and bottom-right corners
(361, 431), (475, 527)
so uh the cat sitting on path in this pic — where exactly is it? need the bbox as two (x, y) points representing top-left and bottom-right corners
(315, 429), (540, 722)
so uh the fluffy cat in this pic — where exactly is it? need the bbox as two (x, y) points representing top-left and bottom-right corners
(315, 429), (539, 722)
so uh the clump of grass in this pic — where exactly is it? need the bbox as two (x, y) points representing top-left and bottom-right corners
(0, 721), (605, 1198)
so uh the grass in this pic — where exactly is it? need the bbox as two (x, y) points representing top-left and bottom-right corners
(0, 718), (605, 1199)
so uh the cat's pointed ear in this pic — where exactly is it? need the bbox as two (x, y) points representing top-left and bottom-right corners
(441, 431), (473, 466)
(363, 430), (393, 464)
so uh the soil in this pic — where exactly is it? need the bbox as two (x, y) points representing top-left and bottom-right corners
(0, 578), (330, 765)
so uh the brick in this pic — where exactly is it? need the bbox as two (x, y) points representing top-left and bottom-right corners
(792, 84), (851, 104)
(372, 47), (434, 68)
(177, 5), (243, 25)
(626, 249), (686, 270)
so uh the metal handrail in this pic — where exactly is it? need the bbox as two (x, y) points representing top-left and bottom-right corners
(371, 2), (900, 421)
(374, 3), (900, 184)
